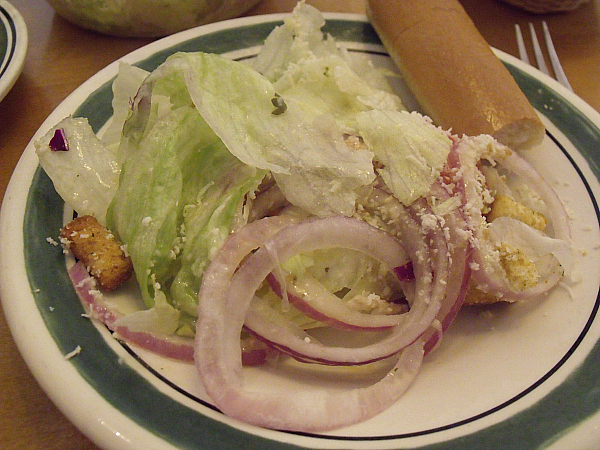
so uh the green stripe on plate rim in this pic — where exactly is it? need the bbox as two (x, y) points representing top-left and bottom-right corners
(23, 18), (600, 450)
(0, 4), (15, 77)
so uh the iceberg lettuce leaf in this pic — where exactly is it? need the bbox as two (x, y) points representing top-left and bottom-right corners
(357, 110), (452, 205)
(254, 2), (404, 131)
(144, 51), (375, 216)
(101, 62), (150, 151)
(35, 116), (120, 225)
(107, 104), (264, 310)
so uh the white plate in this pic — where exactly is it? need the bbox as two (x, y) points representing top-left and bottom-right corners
(0, 0), (27, 102)
(1, 13), (600, 450)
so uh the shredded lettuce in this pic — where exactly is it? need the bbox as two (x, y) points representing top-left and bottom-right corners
(140, 51), (376, 217)
(112, 290), (180, 335)
(101, 62), (150, 151)
(35, 117), (120, 225)
(254, 2), (404, 130)
(107, 102), (264, 312)
(357, 110), (452, 205)
(35, 1), (456, 333)
(283, 247), (401, 305)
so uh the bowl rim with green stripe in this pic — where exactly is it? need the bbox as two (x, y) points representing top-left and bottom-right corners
(0, 0), (28, 102)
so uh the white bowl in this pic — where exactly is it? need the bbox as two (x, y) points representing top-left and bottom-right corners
(45, 0), (263, 37)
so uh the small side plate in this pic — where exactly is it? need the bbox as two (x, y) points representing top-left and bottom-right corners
(0, 0), (27, 102)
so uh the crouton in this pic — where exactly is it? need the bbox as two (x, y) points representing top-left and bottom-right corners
(464, 241), (540, 305)
(486, 194), (547, 232)
(465, 194), (547, 305)
(463, 284), (505, 305)
(496, 242), (540, 291)
(60, 215), (133, 291)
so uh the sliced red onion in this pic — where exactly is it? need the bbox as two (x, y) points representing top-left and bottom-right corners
(69, 261), (195, 362)
(419, 198), (471, 355)
(365, 182), (469, 357)
(238, 215), (443, 365)
(49, 128), (69, 152)
(195, 216), (433, 431)
(266, 273), (406, 332)
(69, 261), (119, 325)
(498, 148), (571, 242)
(113, 325), (195, 361)
(394, 261), (415, 282)
(240, 332), (271, 366)
(456, 137), (571, 301)
(420, 150), (472, 354)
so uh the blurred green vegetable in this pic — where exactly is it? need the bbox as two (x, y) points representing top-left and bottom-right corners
(45, 0), (262, 37)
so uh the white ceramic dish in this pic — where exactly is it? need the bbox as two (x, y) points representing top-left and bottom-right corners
(1, 13), (600, 450)
(0, 0), (27, 102)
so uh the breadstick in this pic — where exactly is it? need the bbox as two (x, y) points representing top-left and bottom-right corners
(366, 0), (545, 150)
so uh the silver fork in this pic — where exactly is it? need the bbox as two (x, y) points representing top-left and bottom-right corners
(515, 21), (573, 91)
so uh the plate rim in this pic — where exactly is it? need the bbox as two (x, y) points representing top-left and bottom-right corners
(2, 12), (600, 450)
(0, 0), (28, 102)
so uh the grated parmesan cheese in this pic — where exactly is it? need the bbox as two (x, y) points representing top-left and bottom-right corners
(64, 345), (82, 360)
(46, 236), (59, 246)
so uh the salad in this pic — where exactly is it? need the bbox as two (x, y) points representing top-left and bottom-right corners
(34, 2), (572, 433)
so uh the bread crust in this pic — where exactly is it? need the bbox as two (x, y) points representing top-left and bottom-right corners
(366, 0), (545, 150)
(60, 215), (133, 291)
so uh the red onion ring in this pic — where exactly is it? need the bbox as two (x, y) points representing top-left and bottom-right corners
(420, 187), (471, 353)
(195, 216), (431, 431)
(456, 137), (571, 301)
(68, 261), (195, 362)
(362, 177), (470, 357)
(418, 146), (472, 353)
(238, 215), (444, 365)
(264, 268), (408, 332)
(498, 148), (571, 242)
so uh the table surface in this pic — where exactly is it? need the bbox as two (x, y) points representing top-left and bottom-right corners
(1, 0), (599, 448)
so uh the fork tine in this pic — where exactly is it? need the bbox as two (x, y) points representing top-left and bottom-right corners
(529, 22), (550, 76)
(542, 21), (574, 91)
(515, 24), (530, 65)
